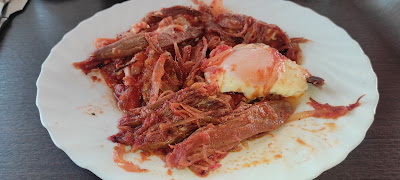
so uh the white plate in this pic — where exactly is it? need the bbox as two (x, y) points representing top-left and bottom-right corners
(36, 0), (379, 179)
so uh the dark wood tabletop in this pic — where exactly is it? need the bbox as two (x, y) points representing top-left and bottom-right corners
(1, 0), (399, 179)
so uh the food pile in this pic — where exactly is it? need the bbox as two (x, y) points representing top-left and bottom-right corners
(73, 0), (332, 176)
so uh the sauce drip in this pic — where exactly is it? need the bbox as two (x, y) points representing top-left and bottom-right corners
(296, 138), (313, 149)
(139, 150), (151, 163)
(167, 169), (173, 176)
(113, 144), (148, 172)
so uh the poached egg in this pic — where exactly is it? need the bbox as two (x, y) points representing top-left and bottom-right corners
(203, 43), (310, 99)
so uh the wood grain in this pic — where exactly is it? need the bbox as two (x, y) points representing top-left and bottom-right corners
(0, 0), (399, 179)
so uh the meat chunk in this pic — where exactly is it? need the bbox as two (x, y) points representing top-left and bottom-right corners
(73, 26), (204, 74)
(306, 76), (325, 86)
(165, 100), (293, 176)
(109, 83), (234, 150)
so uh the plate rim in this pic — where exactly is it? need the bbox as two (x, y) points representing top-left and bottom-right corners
(36, 0), (380, 179)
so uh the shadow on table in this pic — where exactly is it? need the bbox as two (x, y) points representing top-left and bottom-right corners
(100, 0), (128, 9)
(40, 0), (127, 9)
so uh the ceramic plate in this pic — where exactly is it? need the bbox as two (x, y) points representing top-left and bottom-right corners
(36, 0), (379, 179)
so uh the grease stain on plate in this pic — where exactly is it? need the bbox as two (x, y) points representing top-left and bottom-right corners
(212, 118), (339, 175)
(77, 104), (105, 116)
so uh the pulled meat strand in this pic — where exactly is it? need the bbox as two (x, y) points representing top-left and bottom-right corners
(209, 0), (225, 17)
(121, 51), (146, 85)
(216, 13), (253, 37)
(201, 44), (233, 70)
(308, 95), (364, 119)
(149, 53), (169, 104)
(173, 43), (184, 70)
(286, 95), (364, 122)
(184, 37), (208, 87)
(145, 33), (164, 54)
(182, 45), (192, 64)
(158, 16), (175, 29)
(206, 35), (221, 50)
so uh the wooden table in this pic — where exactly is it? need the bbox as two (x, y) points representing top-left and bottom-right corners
(1, 0), (399, 179)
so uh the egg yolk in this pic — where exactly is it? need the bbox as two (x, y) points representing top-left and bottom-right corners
(219, 45), (284, 89)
